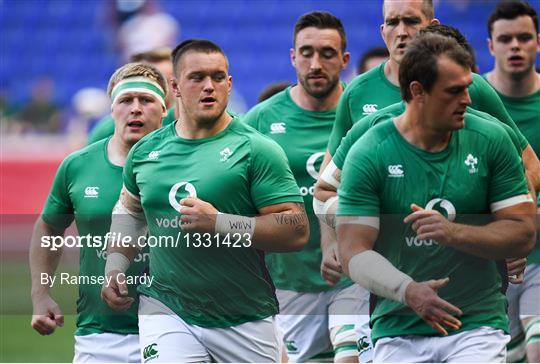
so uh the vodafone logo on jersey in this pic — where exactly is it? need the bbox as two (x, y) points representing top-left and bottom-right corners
(425, 198), (456, 222)
(306, 152), (325, 180)
(168, 182), (197, 212)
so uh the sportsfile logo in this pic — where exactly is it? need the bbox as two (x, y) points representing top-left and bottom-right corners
(362, 104), (378, 114)
(388, 165), (404, 177)
(464, 153), (478, 174)
(84, 186), (99, 198)
(143, 343), (158, 362)
(270, 122), (286, 134)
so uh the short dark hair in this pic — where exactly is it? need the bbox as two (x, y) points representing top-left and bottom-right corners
(399, 33), (472, 102)
(420, 24), (477, 70)
(258, 81), (292, 103)
(171, 39), (227, 76)
(357, 46), (389, 74)
(383, 0), (435, 20)
(488, 1), (538, 38)
(293, 11), (347, 52)
(130, 47), (172, 63)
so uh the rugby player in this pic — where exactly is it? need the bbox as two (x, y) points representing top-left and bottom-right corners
(337, 32), (536, 362)
(101, 39), (309, 362)
(244, 11), (372, 362)
(87, 47), (176, 145)
(29, 62), (168, 362)
(485, 1), (540, 361)
(314, 0), (540, 196)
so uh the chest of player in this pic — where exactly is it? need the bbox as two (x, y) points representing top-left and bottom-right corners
(266, 122), (331, 190)
(69, 167), (123, 218)
(133, 139), (257, 216)
(378, 143), (490, 216)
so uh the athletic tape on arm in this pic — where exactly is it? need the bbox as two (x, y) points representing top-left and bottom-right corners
(215, 213), (256, 238)
(320, 160), (341, 189)
(110, 198), (147, 249)
(313, 196), (338, 228)
(348, 250), (413, 304)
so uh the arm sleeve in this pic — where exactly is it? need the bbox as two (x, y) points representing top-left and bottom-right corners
(328, 88), (354, 156)
(338, 138), (381, 216)
(41, 158), (75, 229)
(469, 75), (528, 151)
(488, 128), (530, 208)
(249, 137), (304, 209)
(122, 147), (140, 198)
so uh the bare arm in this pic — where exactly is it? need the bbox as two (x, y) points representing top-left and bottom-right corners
(319, 221), (342, 286)
(405, 201), (536, 260)
(337, 221), (462, 336)
(29, 217), (65, 334)
(523, 145), (540, 193)
(101, 188), (146, 311)
(181, 198), (309, 252)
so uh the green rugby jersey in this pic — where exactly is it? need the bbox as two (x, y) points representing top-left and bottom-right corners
(87, 107), (176, 145)
(123, 117), (304, 327)
(328, 61), (527, 155)
(338, 113), (529, 343)
(244, 86), (352, 292)
(41, 138), (148, 336)
(487, 81), (540, 263)
(333, 103), (522, 170)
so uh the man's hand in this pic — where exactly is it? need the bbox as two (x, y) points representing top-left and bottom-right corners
(180, 197), (219, 233)
(404, 278), (462, 336)
(101, 270), (134, 311)
(404, 204), (456, 245)
(321, 242), (342, 286)
(31, 294), (64, 335)
(506, 257), (526, 284)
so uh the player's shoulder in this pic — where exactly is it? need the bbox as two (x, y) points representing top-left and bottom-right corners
(463, 111), (509, 141)
(242, 88), (290, 126)
(350, 117), (396, 154)
(344, 62), (386, 96)
(230, 117), (288, 154)
(130, 122), (175, 158)
(60, 138), (108, 174)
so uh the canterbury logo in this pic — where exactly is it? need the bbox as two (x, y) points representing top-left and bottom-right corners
(143, 343), (158, 361)
(362, 104), (378, 114)
(388, 165), (404, 177)
(169, 182), (197, 213)
(84, 186), (99, 198)
(270, 122), (286, 134)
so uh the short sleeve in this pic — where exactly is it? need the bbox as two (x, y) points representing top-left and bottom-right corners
(122, 147), (140, 198)
(333, 118), (373, 170)
(328, 88), (354, 155)
(488, 129), (529, 211)
(41, 158), (75, 229)
(469, 75), (528, 151)
(338, 138), (381, 216)
(249, 137), (303, 209)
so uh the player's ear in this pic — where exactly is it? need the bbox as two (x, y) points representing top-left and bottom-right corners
(430, 18), (440, 26)
(170, 78), (181, 98)
(487, 38), (495, 56)
(227, 75), (233, 95)
(290, 48), (296, 67)
(410, 81), (424, 101)
(341, 51), (351, 71)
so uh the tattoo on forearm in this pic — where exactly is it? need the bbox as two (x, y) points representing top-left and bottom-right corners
(274, 203), (308, 232)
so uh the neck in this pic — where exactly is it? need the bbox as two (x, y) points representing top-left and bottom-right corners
(487, 66), (540, 97)
(395, 104), (452, 152)
(107, 134), (132, 166)
(384, 58), (400, 86)
(176, 111), (232, 139)
(289, 83), (343, 111)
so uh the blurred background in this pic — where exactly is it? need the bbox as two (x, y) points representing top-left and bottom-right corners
(1, 0), (539, 361)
